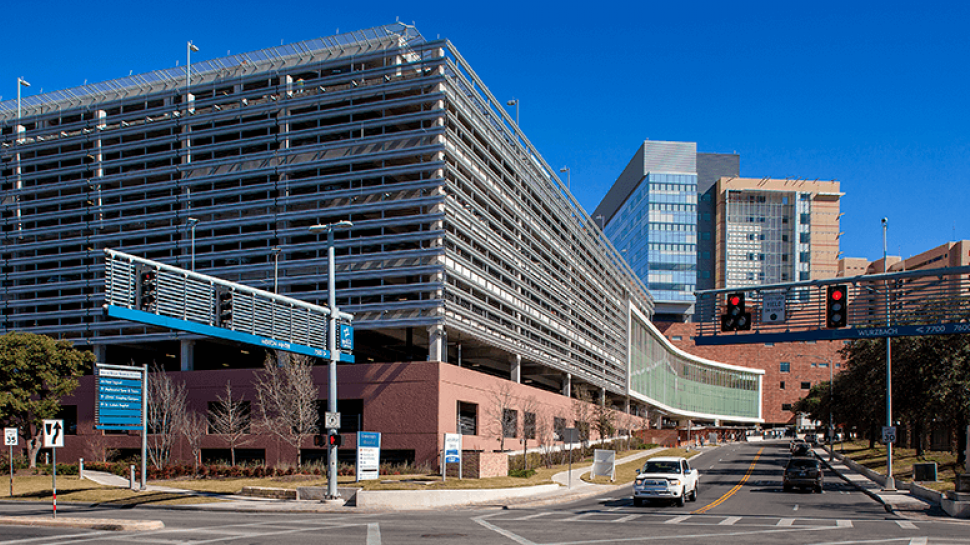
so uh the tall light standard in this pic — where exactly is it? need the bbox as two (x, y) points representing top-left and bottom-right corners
(186, 41), (199, 113)
(506, 98), (519, 126)
(883, 217), (896, 491)
(187, 217), (199, 271)
(16, 77), (30, 126)
(309, 220), (353, 500)
(559, 166), (570, 190)
(272, 246), (282, 294)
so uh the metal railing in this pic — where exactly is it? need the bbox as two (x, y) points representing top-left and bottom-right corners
(104, 249), (349, 352)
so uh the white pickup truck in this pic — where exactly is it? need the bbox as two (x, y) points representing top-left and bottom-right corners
(632, 456), (699, 507)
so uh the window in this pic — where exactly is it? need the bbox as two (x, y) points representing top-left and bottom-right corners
(800, 232), (811, 243)
(780, 361), (790, 373)
(554, 416), (566, 441)
(524, 412), (536, 440)
(782, 403), (793, 411)
(503, 409), (518, 438)
(458, 401), (478, 435)
(800, 213), (811, 225)
(780, 381), (786, 390)
(801, 381), (811, 390)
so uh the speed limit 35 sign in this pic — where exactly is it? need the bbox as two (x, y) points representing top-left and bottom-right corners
(3, 428), (16, 446)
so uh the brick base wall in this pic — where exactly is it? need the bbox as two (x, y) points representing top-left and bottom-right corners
(460, 451), (508, 479)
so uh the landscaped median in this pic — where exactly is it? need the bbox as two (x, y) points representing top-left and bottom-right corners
(836, 441), (961, 492)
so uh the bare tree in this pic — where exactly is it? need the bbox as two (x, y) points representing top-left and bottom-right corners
(208, 381), (252, 466)
(253, 352), (319, 467)
(85, 432), (117, 463)
(486, 380), (518, 452)
(520, 396), (540, 470)
(147, 364), (187, 470)
(593, 396), (617, 443)
(572, 385), (596, 446)
(180, 410), (208, 476)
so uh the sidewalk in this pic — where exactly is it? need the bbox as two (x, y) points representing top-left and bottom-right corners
(812, 445), (946, 517)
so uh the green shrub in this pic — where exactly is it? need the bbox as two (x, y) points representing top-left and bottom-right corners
(509, 468), (536, 478)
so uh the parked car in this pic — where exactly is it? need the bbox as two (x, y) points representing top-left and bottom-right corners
(632, 456), (699, 507)
(783, 456), (823, 493)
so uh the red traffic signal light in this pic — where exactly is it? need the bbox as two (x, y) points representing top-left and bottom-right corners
(826, 285), (848, 328)
(721, 292), (751, 331)
(329, 433), (342, 447)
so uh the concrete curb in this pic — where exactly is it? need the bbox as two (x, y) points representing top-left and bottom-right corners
(0, 515), (164, 531)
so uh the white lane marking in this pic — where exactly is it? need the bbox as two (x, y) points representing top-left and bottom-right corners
(836, 520), (853, 528)
(910, 538), (928, 545)
(0, 533), (113, 545)
(793, 504), (799, 511)
(613, 514), (640, 522)
(367, 523), (381, 545)
(473, 514), (538, 545)
(665, 515), (691, 524)
(777, 518), (796, 526)
(505, 512), (555, 521)
(896, 520), (918, 530)
(719, 516), (742, 526)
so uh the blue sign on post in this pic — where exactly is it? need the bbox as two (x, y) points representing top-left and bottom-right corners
(95, 365), (145, 430)
(357, 431), (381, 481)
(340, 324), (354, 351)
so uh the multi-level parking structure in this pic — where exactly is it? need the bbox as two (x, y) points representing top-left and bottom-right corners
(0, 23), (761, 422)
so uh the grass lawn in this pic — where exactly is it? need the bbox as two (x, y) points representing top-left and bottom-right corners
(1, 475), (227, 506)
(837, 440), (961, 491)
(582, 448), (698, 485)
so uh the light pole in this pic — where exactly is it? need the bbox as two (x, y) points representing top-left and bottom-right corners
(883, 217), (896, 491)
(559, 167), (570, 190)
(186, 41), (199, 112)
(506, 98), (519, 126)
(17, 77), (30, 134)
(309, 220), (353, 500)
(272, 246), (282, 294)
(187, 217), (199, 271)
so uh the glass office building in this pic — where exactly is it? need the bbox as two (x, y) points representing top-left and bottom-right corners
(596, 141), (698, 320)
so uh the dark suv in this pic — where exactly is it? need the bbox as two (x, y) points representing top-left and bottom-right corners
(783, 456), (823, 493)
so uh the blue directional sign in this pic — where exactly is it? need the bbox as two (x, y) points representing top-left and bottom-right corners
(95, 365), (145, 430)
(340, 323), (354, 351)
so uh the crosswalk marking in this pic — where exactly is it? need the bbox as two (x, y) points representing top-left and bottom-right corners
(505, 512), (555, 521)
(836, 519), (853, 528)
(613, 514), (640, 522)
(896, 520), (918, 530)
(777, 518), (795, 526)
(719, 516), (741, 525)
(665, 515), (691, 524)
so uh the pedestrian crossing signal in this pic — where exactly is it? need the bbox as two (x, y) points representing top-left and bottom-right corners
(216, 288), (233, 326)
(137, 268), (157, 311)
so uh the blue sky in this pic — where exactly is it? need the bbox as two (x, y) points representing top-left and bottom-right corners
(3, 1), (967, 263)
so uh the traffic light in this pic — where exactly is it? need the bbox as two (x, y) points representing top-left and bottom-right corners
(328, 433), (342, 447)
(216, 288), (233, 327)
(137, 268), (157, 311)
(826, 284), (848, 328)
(313, 434), (325, 447)
(720, 292), (751, 331)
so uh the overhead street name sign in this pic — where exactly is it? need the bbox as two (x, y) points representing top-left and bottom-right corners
(696, 321), (970, 346)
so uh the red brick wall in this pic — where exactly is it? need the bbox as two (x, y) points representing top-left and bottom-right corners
(654, 322), (843, 425)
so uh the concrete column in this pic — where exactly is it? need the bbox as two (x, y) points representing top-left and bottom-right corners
(624, 397), (631, 414)
(427, 324), (446, 363)
(600, 388), (606, 406)
(562, 373), (571, 397)
(93, 344), (107, 364)
(180, 340), (194, 371)
(510, 355), (521, 383)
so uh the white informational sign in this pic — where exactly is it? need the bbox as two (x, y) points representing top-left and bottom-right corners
(4, 428), (17, 447)
(882, 426), (897, 445)
(324, 412), (341, 430)
(356, 432), (381, 481)
(762, 292), (786, 324)
(590, 449), (616, 481)
(43, 420), (64, 448)
(443, 433), (462, 464)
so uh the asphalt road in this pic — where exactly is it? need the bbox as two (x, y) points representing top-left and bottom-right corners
(0, 441), (968, 544)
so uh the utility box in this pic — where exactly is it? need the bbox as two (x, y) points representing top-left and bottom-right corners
(914, 462), (938, 482)
(956, 473), (970, 492)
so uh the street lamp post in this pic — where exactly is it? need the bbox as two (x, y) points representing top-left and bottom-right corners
(309, 220), (353, 500)
(186, 41), (199, 112)
(187, 218), (199, 271)
(16, 77), (30, 128)
(506, 98), (519, 126)
(272, 246), (282, 294)
(883, 217), (896, 491)
(559, 167), (570, 190)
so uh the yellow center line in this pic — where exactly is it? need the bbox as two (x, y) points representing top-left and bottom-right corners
(692, 447), (764, 515)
